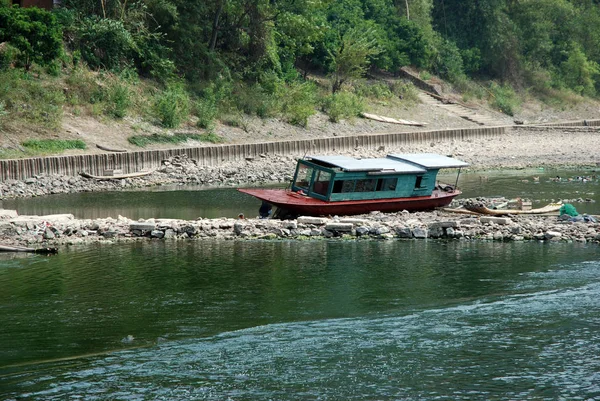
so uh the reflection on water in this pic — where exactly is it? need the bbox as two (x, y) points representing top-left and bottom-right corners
(1, 240), (599, 399)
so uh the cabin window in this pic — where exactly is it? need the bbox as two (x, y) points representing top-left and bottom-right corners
(355, 179), (376, 192)
(312, 170), (331, 196)
(414, 175), (424, 189)
(294, 164), (313, 190)
(332, 180), (355, 193)
(376, 177), (397, 191)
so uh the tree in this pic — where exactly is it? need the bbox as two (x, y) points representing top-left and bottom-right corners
(0, 6), (62, 71)
(329, 27), (380, 93)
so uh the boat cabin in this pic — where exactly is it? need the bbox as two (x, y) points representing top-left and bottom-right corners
(291, 153), (469, 202)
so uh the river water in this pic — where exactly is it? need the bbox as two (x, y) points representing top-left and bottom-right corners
(1, 168), (599, 400)
(1, 240), (600, 400)
(1, 168), (598, 219)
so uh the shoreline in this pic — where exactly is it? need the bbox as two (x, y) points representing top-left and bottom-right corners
(0, 127), (599, 249)
(1, 127), (600, 201)
(0, 209), (598, 250)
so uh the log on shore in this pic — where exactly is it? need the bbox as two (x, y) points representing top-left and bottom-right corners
(0, 244), (58, 254)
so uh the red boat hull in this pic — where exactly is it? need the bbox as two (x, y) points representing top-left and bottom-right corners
(238, 188), (461, 216)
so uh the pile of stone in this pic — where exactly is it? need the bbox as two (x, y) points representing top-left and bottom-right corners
(1, 209), (598, 249)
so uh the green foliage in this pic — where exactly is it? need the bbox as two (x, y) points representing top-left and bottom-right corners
(128, 132), (213, 147)
(322, 91), (365, 122)
(0, 69), (65, 128)
(489, 82), (520, 116)
(0, 43), (18, 71)
(560, 46), (599, 96)
(432, 38), (465, 82)
(330, 27), (381, 93)
(0, 6), (63, 71)
(76, 17), (137, 71)
(21, 139), (86, 153)
(279, 81), (317, 127)
(105, 81), (131, 118)
(354, 82), (393, 100)
(153, 83), (190, 128)
(389, 81), (419, 103)
(195, 98), (218, 129)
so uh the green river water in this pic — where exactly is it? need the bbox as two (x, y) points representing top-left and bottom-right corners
(0, 168), (599, 400)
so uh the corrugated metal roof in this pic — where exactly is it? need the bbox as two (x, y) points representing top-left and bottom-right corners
(388, 153), (469, 169)
(307, 155), (427, 173)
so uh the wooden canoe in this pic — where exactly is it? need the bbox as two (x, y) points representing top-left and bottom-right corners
(463, 202), (562, 216)
(79, 170), (154, 180)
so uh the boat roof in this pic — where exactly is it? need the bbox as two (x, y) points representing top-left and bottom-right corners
(306, 153), (467, 173)
(389, 153), (470, 169)
(307, 155), (426, 173)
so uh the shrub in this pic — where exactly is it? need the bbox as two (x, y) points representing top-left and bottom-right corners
(0, 6), (63, 71)
(354, 82), (393, 100)
(105, 81), (130, 119)
(279, 81), (317, 127)
(390, 81), (419, 103)
(0, 43), (18, 71)
(76, 17), (136, 71)
(195, 98), (218, 129)
(153, 84), (190, 128)
(489, 82), (520, 116)
(322, 92), (365, 123)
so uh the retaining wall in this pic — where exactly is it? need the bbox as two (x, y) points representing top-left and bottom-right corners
(0, 126), (507, 181)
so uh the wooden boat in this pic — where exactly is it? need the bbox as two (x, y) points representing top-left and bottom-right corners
(79, 170), (154, 180)
(463, 202), (562, 216)
(238, 153), (468, 217)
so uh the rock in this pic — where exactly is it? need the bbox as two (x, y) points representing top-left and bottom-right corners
(151, 230), (165, 239)
(130, 222), (156, 231)
(412, 227), (427, 238)
(324, 222), (353, 232)
(355, 226), (370, 236)
(480, 216), (512, 225)
(395, 227), (412, 238)
(297, 216), (329, 225)
(545, 231), (562, 240)
(43, 227), (55, 239)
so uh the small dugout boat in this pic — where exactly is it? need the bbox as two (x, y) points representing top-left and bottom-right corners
(238, 153), (469, 217)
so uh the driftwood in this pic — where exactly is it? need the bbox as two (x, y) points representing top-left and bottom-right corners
(79, 170), (154, 181)
(0, 244), (58, 254)
(463, 202), (562, 216)
(96, 144), (128, 153)
(361, 112), (426, 127)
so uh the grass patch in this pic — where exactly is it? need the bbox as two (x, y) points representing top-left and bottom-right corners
(127, 132), (222, 147)
(489, 82), (520, 116)
(21, 139), (87, 153)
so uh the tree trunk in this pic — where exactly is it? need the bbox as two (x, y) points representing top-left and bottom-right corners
(209, 0), (225, 52)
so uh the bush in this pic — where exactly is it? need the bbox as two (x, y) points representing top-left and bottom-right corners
(195, 98), (218, 129)
(279, 81), (317, 127)
(354, 82), (393, 100)
(153, 84), (190, 128)
(0, 43), (18, 71)
(105, 81), (130, 119)
(0, 6), (63, 71)
(322, 92), (365, 123)
(76, 17), (136, 71)
(390, 81), (419, 103)
(489, 82), (520, 116)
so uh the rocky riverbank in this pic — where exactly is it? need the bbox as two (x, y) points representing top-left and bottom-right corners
(0, 208), (598, 249)
(1, 126), (600, 249)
